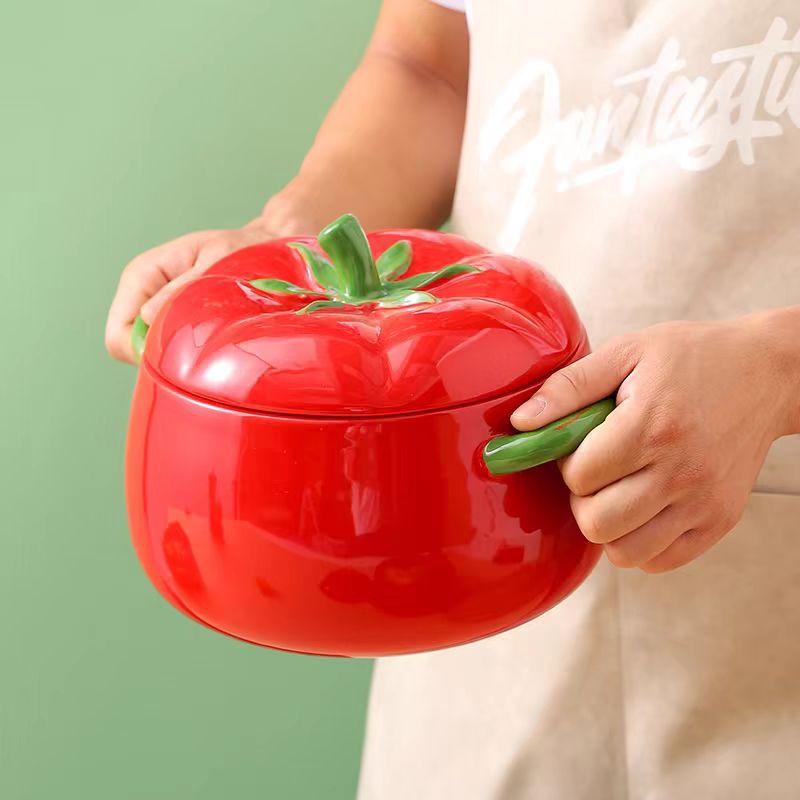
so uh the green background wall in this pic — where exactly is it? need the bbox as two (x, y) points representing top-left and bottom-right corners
(1, 2), (379, 797)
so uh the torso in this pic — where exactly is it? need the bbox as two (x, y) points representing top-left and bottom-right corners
(453, 0), (800, 492)
(359, 7), (800, 799)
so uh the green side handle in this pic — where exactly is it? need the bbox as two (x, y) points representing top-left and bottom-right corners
(131, 315), (149, 364)
(483, 398), (616, 476)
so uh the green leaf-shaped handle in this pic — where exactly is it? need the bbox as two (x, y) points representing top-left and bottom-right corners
(287, 243), (341, 293)
(250, 277), (317, 296)
(376, 240), (413, 280)
(483, 398), (616, 476)
(392, 263), (479, 291)
(131, 315), (149, 364)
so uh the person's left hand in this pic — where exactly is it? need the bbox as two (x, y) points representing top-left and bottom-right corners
(511, 312), (799, 573)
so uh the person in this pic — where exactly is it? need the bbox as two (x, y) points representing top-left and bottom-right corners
(106, 1), (800, 796)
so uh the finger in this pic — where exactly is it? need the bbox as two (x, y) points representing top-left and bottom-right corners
(640, 526), (724, 574)
(105, 231), (219, 362)
(192, 242), (238, 275)
(139, 267), (201, 325)
(139, 236), (241, 324)
(191, 223), (274, 275)
(559, 398), (649, 496)
(105, 326), (135, 364)
(106, 258), (171, 362)
(511, 337), (638, 431)
(570, 466), (670, 544)
(603, 504), (689, 568)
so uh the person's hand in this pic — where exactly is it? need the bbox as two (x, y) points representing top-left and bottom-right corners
(105, 218), (278, 363)
(511, 313), (800, 573)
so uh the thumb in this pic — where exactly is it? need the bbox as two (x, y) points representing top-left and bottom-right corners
(140, 236), (232, 325)
(511, 339), (637, 431)
(140, 266), (202, 325)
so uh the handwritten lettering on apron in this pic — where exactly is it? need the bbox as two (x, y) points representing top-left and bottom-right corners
(481, 17), (800, 250)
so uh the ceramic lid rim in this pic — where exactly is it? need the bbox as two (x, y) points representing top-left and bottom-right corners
(141, 330), (588, 421)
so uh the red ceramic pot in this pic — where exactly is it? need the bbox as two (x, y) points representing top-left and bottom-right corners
(126, 215), (606, 657)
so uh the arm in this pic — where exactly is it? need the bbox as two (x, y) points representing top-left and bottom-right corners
(511, 306), (800, 572)
(267, 0), (469, 234)
(105, 0), (469, 362)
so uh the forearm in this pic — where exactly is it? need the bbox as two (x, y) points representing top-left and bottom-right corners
(260, 0), (468, 236)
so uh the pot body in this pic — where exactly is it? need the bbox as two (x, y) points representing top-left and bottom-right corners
(126, 365), (600, 657)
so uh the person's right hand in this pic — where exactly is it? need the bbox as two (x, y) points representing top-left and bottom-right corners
(105, 219), (276, 364)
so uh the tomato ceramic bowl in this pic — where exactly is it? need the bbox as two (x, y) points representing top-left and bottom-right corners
(126, 215), (603, 657)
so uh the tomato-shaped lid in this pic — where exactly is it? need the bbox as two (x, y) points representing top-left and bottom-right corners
(139, 215), (587, 417)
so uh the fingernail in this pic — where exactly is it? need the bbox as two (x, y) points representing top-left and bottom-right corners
(512, 396), (546, 422)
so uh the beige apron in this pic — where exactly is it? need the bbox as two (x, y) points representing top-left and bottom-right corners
(359, 3), (800, 798)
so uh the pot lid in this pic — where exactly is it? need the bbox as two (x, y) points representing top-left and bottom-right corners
(141, 215), (586, 417)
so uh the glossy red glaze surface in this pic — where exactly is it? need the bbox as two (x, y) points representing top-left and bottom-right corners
(144, 230), (586, 416)
(127, 369), (599, 656)
(126, 226), (600, 656)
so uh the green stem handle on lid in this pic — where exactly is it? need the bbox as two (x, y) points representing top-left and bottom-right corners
(317, 213), (385, 299)
(483, 398), (616, 476)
